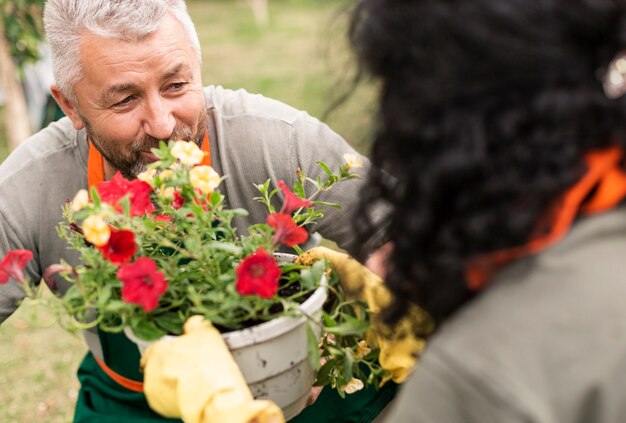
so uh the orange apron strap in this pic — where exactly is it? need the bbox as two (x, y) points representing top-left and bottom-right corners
(466, 147), (626, 290)
(87, 131), (211, 188)
(87, 142), (105, 190)
(200, 131), (212, 167)
(94, 356), (144, 392)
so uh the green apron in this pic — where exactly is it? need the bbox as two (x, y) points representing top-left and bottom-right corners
(73, 330), (398, 422)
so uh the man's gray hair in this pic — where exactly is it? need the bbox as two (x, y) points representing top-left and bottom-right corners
(43, 0), (202, 104)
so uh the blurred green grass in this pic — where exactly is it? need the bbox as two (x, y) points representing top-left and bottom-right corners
(0, 1), (374, 422)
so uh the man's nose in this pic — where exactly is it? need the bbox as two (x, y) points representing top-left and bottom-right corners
(142, 96), (176, 140)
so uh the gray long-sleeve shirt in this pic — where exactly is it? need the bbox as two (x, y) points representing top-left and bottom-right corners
(386, 208), (626, 423)
(0, 86), (386, 356)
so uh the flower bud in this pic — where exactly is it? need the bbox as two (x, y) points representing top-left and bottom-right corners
(71, 189), (89, 212)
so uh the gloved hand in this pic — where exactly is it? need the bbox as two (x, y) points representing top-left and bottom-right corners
(296, 246), (433, 383)
(140, 315), (285, 423)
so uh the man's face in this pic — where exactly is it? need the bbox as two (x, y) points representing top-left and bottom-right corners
(65, 14), (206, 178)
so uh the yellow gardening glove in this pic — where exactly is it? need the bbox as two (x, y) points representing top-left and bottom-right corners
(296, 246), (433, 384)
(140, 316), (285, 423)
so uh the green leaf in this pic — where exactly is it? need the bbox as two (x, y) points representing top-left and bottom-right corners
(184, 236), (201, 252)
(129, 319), (167, 341)
(322, 312), (337, 328)
(306, 325), (321, 371)
(121, 196), (131, 216)
(314, 357), (336, 386)
(316, 161), (334, 178)
(203, 241), (242, 255)
(154, 312), (184, 335)
(293, 179), (306, 198)
(102, 300), (128, 313)
(90, 187), (102, 207)
(312, 201), (342, 209)
(342, 348), (355, 381)
(299, 268), (315, 291)
(324, 317), (369, 336)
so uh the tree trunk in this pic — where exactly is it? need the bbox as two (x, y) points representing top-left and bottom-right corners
(0, 18), (32, 150)
(248, 0), (269, 27)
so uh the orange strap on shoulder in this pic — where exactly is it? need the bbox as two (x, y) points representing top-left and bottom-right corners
(466, 147), (626, 290)
(94, 356), (144, 392)
(87, 132), (212, 188)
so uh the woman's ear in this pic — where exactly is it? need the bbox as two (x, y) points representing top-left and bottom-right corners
(50, 84), (85, 130)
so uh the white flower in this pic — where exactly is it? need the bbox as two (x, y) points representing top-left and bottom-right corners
(171, 141), (205, 166)
(343, 153), (363, 170)
(341, 378), (364, 394)
(82, 214), (110, 247)
(71, 189), (89, 212)
(189, 165), (221, 194)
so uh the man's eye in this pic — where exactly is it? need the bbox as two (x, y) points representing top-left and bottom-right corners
(168, 82), (187, 91)
(114, 96), (134, 107)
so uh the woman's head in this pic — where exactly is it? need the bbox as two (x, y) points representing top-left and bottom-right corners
(351, 0), (626, 326)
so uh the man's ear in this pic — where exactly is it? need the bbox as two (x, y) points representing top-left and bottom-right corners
(50, 84), (85, 130)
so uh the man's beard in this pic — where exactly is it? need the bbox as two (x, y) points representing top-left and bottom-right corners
(85, 111), (208, 179)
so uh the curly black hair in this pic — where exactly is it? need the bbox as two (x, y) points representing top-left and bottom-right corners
(350, 0), (626, 331)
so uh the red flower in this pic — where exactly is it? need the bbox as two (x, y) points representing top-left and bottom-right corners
(117, 257), (168, 312)
(172, 191), (185, 209)
(235, 248), (280, 299)
(267, 213), (309, 247)
(97, 172), (155, 216)
(0, 250), (33, 284)
(278, 180), (312, 214)
(97, 228), (136, 265)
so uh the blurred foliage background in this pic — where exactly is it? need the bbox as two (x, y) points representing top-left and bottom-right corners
(0, 0), (376, 421)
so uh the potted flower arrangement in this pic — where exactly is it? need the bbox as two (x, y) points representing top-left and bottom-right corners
(0, 141), (389, 418)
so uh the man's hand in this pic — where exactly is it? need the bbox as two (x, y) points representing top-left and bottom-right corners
(141, 316), (284, 423)
(296, 246), (433, 383)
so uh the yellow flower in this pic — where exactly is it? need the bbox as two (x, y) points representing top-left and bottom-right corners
(159, 169), (174, 180)
(137, 168), (157, 184)
(171, 141), (205, 166)
(158, 186), (176, 199)
(71, 189), (89, 212)
(82, 214), (110, 247)
(343, 153), (363, 170)
(354, 340), (372, 359)
(341, 378), (364, 394)
(189, 165), (221, 194)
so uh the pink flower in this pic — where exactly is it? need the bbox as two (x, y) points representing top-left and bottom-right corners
(267, 213), (309, 247)
(117, 257), (168, 312)
(278, 180), (312, 214)
(97, 172), (155, 216)
(235, 248), (280, 299)
(0, 250), (33, 284)
(97, 228), (137, 265)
